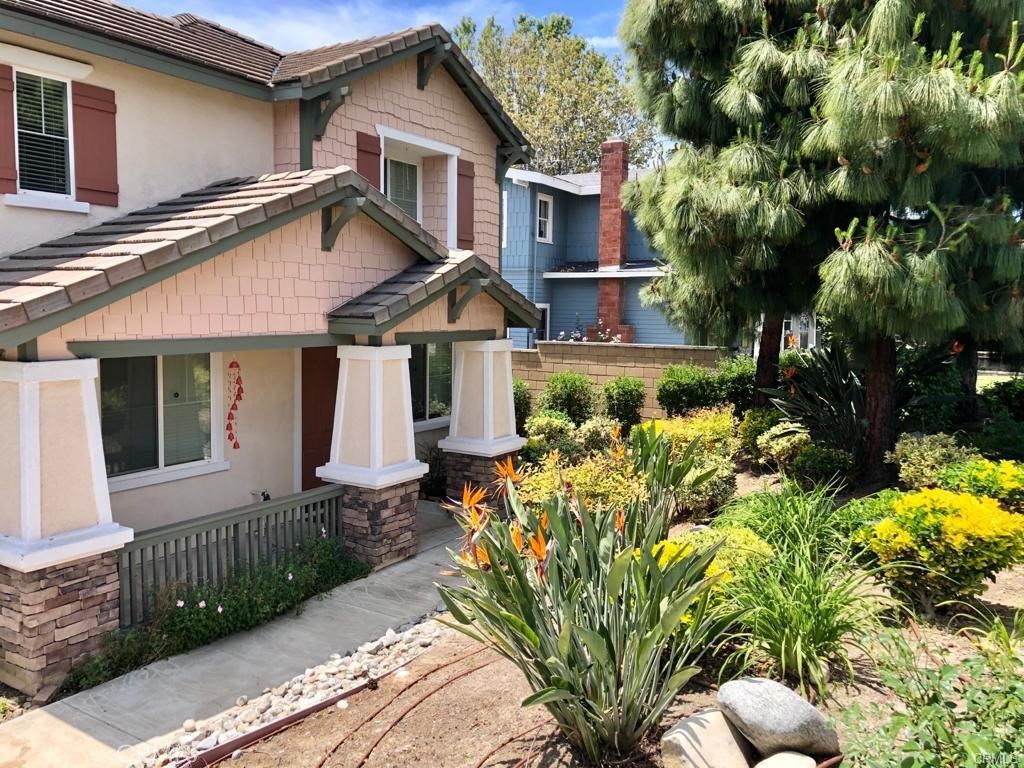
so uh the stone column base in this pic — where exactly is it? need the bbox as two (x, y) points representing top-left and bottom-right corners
(0, 551), (120, 697)
(444, 450), (520, 505)
(340, 479), (420, 569)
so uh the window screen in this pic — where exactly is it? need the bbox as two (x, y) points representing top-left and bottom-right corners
(100, 357), (158, 477)
(163, 354), (212, 466)
(15, 72), (70, 195)
(385, 159), (418, 220)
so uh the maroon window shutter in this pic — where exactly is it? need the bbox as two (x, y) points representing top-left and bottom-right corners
(355, 131), (381, 189)
(72, 82), (118, 206)
(0, 65), (16, 194)
(457, 159), (474, 250)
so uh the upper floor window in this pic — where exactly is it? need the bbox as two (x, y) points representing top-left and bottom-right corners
(536, 192), (553, 243)
(15, 71), (71, 196)
(384, 158), (419, 221)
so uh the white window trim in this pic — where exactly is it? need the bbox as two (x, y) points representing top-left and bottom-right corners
(0, 43), (93, 80)
(502, 189), (508, 249)
(105, 352), (229, 494)
(535, 303), (551, 343)
(10, 65), (78, 205)
(382, 156), (423, 224)
(536, 193), (553, 244)
(414, 415), (451, 433)
(375, 124), (460, 249)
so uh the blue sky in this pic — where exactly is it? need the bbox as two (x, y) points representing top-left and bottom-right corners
(133, 0), (624, 53)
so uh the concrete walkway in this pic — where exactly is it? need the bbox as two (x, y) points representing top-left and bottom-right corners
(0, 503), (460, 768)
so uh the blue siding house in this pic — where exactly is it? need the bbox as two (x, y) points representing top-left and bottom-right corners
(501, 139), (689, 348)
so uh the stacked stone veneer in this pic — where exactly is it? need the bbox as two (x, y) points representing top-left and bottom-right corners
(0, 552), (119, 695)
(443, 450), (519, 505)
(340, 480), (420, 568)
(513, 342), (728, 420)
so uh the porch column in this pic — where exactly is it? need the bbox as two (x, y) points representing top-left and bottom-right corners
(0, 359), (133, 697)
(438, 339), (526, 499)
(316, 346), (427, 568)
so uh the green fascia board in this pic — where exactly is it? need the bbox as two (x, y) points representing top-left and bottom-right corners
(484, 283), (539, 328)
(68, 333), (354, 359)
(394, 329), (496, 344)
(0, 187), (437, 349)
(0, 8), (272, 102)
(297, 39), (438, 100)
(361, 201), (443, 263)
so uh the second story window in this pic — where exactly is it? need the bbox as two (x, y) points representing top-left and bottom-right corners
(15, 71), (70, 196)
(384, 158), (419, 221)
(536, 193), (553, 243)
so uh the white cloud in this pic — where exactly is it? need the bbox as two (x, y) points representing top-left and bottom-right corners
(585, 35), (621, 50)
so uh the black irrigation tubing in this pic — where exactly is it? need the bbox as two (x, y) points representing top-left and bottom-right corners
(350, 658), (500, 768)
(473, 717), (555, 768)
(314, 646), (490, 768)
(184, 646), (487, 768)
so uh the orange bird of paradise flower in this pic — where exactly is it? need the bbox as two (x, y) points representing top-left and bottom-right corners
(444, 484), (490, 546)
(615, 508), (626, 533)
(492, 456), (523, 496)
(510, 522), (525, 552)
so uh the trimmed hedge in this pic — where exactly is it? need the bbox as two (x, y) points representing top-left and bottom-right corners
(602, 375), (646, 434)
(656, 356), (756, 416)
(538, 371), (597, 426)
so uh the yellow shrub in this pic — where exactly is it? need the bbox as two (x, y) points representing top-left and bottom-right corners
(651, 526), (773, 586)
(647, 405), (739, 458)
(859, 488), (1024, 612)
(937, 459), (1024, 512)
(517, 451), (648, 509)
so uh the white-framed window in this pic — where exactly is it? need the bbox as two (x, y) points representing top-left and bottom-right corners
(14, 68), (72, 198)
(536, 192), (553, 243)
(100, 352), (227, 491)
(383, 157), (420, 221)
(534, 303), (550, 345)
(408, 342), (452, 426)
(782, 312), (817, 350)
(502, 189), (508, 249)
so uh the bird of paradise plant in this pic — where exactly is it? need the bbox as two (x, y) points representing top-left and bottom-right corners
(437, 424), (733, 763)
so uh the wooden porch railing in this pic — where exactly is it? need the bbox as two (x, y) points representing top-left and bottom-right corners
(118, 485), (345, 627)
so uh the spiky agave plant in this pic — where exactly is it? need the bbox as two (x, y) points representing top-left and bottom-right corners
(436, 429), (734, 762)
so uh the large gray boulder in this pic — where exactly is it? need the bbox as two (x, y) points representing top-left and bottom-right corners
(717, 678), (840, 758)
(661, 708), (756, 768)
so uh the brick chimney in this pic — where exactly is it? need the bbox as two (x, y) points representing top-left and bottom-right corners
(590, 138), (634, 343)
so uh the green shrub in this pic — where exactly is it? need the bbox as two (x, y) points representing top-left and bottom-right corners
(439, 435), (729, 763)
(538, 371), (597, 426)
(716, 355), (756, 413)
(972, 412), (1024, 460)
(983, 377), (1024, 421)
(756, 421), (811, 470)
(676, 454), (738, 518)
(857, 488), (1024, 615)
(656, 364), (721, 416)
(844, 625), (1024, 766)
(525, 409), (575, 445)
(64, 537), (370, 692)
(650, 406), (740, 459)
(789, 445), (856, 490)
(602, 375), (646, 434)
(513, 378), (532, 436)
(777, 348), (806, 376)
(577, 415), (620, 454)
(936, 459), (1024, 513)
(517, 451), (648, 509)
(896, 345), (962, 433)
(738, 407), (782, 459)
(885, 432), (980, 489)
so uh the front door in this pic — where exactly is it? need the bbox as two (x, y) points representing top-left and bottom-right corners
(301, 346), (340, 490)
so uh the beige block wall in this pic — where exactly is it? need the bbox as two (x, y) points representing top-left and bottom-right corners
(109, 348), (295, 531)
(512, 342), (728, 420)
(0, 31), (275, 257)
(274, 57), (500, 268)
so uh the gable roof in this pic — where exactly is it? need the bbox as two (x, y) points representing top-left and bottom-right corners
(0, 166), (452, 348)
(328, 251), (540, 334)
(0, 0), (529, 150)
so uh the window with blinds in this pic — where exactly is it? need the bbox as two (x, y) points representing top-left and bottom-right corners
(100, 353), (214, 477)
(384, 158), (418, 220)
(15, 72), (70, 196)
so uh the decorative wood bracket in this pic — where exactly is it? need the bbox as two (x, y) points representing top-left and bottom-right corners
(448, 278), (489, 323)
(321, 197), (365, 251)
(496, 143), (531, 181)
(417, 42), (451, 89)
(313, 86), (350, 140)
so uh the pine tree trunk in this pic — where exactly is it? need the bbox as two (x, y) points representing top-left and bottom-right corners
(957, 336), (979, 422)
(863, 335), (898, 485)
(754, 313), (785, 407)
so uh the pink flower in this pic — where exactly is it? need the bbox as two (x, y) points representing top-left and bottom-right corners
(217, 605), (224, 614)
(198, 600), (206, 609)
(176, 599), (185, 609)
(321, 527), (327, 538)
(287, 573), (293, 581)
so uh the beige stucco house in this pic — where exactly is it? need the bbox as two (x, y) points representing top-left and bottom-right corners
(0, 0), (538, 695)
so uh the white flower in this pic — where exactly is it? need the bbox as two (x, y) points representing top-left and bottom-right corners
(198, 600), (206, 609)
(217, 605), (223, 614)
(287, 572), (293, 581)
(176, 599), (185, 609)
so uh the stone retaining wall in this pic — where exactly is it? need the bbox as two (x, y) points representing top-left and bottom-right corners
(512, 342), (728, 420)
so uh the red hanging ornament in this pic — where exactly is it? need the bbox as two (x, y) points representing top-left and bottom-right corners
(230, 402), (238, 411)
(228, 432), (235, 441)
(226, 356), (243, 451)
(233, 441), (240, 450)
(228, 360), (240, 369)
(227, 412), (234, 421)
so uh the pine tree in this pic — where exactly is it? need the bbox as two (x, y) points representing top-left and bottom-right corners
(623, 1), (1024, 480)
(620, 1), (847, 405)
